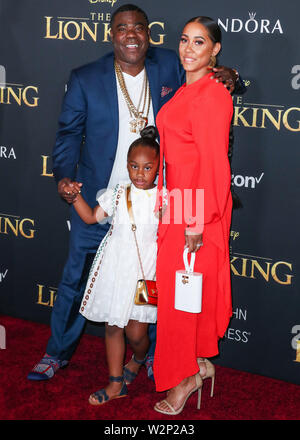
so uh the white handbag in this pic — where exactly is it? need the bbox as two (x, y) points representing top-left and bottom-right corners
(175, 248), (202, 313)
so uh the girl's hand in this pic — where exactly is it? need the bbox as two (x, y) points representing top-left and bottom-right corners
(184, 229), (203, 253)
(60, 181), (82, 203)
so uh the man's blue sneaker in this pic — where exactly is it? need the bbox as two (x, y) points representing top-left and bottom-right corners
(27, 353), (68, 381)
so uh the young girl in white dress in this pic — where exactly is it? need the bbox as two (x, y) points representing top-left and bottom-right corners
(64, 126), (161, 406)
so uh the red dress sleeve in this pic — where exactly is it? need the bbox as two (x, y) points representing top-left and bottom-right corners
(189, 83), (233, 237)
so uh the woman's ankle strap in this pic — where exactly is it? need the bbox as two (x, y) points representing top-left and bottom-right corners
(109, 375), (124, 383)
(133, 354), (147, 365)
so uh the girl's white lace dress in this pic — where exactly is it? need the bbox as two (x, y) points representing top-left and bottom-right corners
(79, 182), (158, 328)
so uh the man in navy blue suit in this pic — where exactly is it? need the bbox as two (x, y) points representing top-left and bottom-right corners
(28, 4), (243, 381)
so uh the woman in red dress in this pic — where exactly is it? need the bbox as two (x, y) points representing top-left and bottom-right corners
(154, 17), (233, 415)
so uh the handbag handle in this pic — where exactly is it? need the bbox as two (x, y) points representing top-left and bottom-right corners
(126, 185), (146, 280)
(183, 248), (196, 273)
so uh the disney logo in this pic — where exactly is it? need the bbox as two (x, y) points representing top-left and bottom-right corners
(89, 0), (118, 7)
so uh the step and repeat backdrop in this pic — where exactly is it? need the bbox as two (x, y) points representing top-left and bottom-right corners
(0, 0), (299, 384)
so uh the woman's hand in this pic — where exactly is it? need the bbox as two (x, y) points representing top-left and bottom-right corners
(184, 229), (203, 253)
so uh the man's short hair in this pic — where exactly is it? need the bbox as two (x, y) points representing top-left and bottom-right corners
(110, 3), (149, 27)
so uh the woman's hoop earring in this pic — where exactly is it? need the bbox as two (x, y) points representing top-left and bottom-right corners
(209, 55), (217, 68)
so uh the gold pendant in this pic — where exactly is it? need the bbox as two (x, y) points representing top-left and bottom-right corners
(130, 119), (138, 133)
(137, 115), (148, 132)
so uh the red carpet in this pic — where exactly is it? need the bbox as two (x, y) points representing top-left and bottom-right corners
(0, 315), (300, 421)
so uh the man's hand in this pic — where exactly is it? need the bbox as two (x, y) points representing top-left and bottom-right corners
(58, 178), (82, 204)
(208, 66), (238, 93)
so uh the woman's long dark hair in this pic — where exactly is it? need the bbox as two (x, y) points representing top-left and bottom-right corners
(185, 16), (222, 44)
(228, 125), (242, 209)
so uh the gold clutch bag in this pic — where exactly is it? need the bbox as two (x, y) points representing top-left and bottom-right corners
(134, 279), (158, 306)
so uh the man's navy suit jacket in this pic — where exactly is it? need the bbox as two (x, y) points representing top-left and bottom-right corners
(52, 47), (184, 252)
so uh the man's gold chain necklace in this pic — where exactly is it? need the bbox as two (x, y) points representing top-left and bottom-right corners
(114, 60), (151, 133)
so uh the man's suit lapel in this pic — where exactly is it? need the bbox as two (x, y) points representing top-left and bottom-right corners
(145, 56), (160, 118)
(102, 54), (119, 152)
